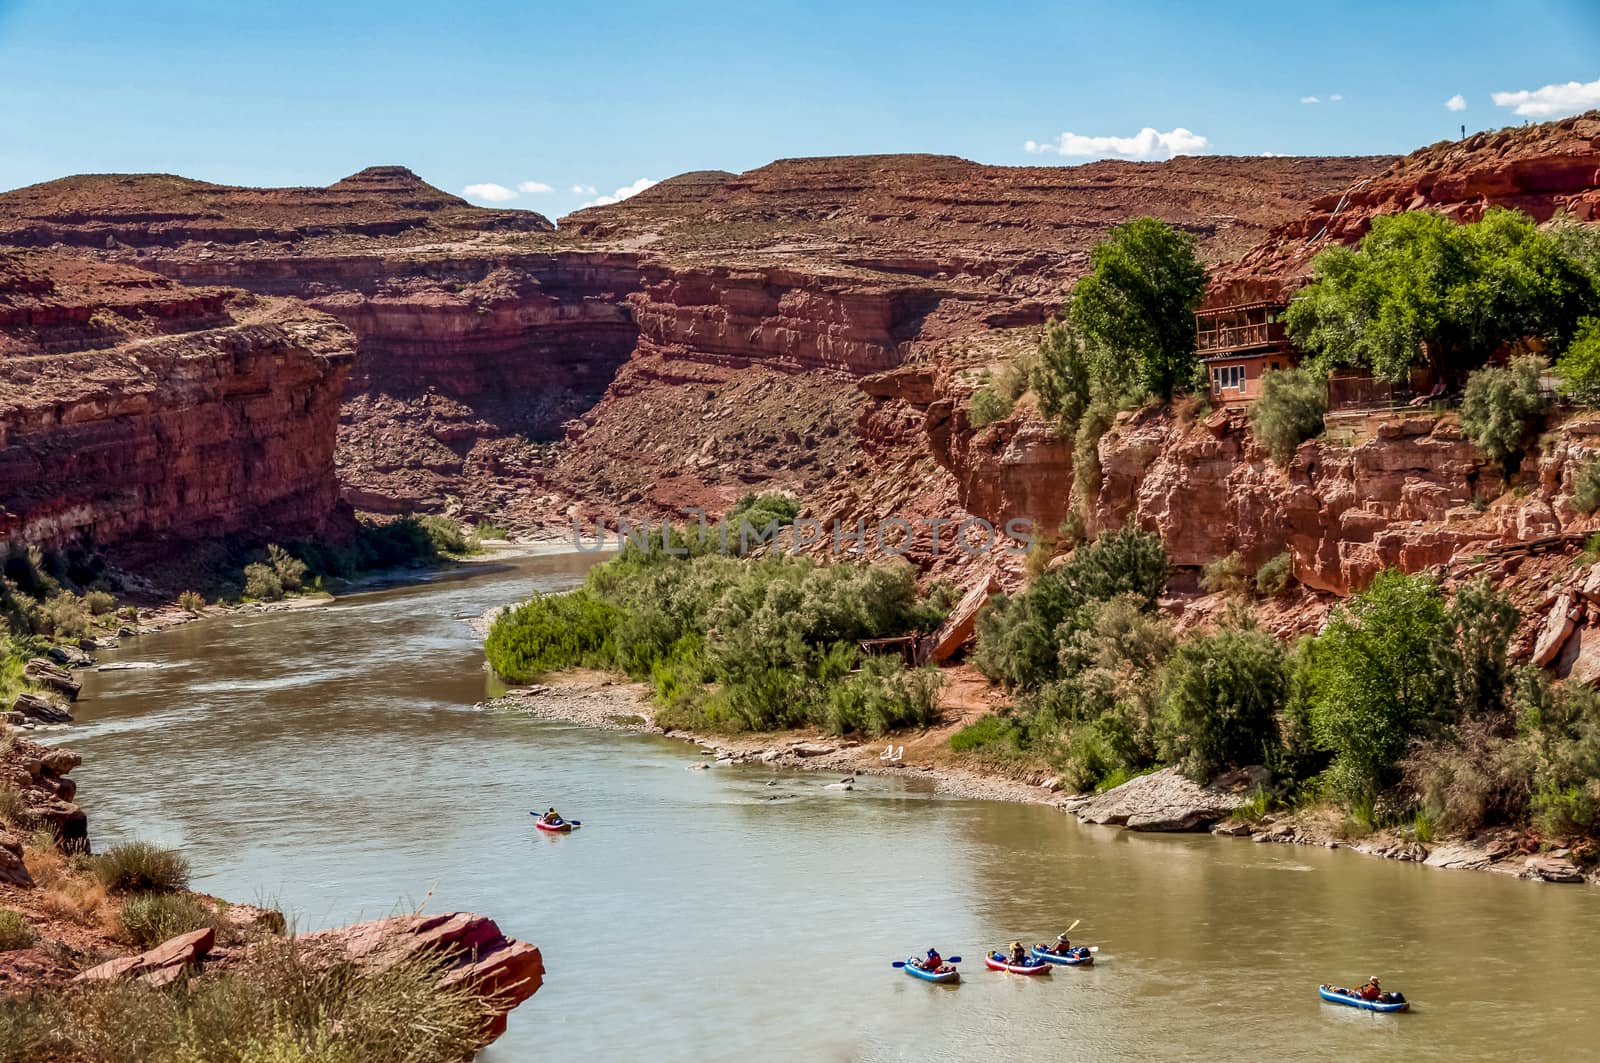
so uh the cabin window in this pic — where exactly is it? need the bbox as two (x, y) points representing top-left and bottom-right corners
(1211, 365), (1246, 392)
(1270, 361), (1281, 371)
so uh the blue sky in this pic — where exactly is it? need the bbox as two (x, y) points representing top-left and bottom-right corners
(1, 0), (1597, 220)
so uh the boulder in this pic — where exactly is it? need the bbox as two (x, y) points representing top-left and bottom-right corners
(1532, 594), (1577, 667)
(1423, 842), (1492, 871)
(23, 659), (80, 701)
(77, 927), (215, 988)
(917, 570), (1000, 665)
(10, 692), (71, 724)
(1073, 767), (1244, 832)
(0, 828), (31, 887)
(1525, 856), (1585, 883)
(291, 913), (543, 1044)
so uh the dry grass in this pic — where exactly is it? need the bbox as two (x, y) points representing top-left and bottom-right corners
(24, 830), (111, 929)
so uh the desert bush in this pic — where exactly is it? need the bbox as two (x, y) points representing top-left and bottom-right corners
(0, 785), (30, 829)
(1200, 552), (1249, 596)
(241, 563), (283, 602)
(1159, 622), (1287, 781)
(177, 590), (206, 613)
(1400, 722), (1531, 835)
(1033, 318), (1091, 431)
(417, 514), (472, 555)
(1460, 355), (1550, 476)
(968, 385), (1012, 428)
(1255, 551), (1293, 596)
(1572, 459), (1600, 516)
(117, 892), (223, 949)
(0, 909), (35, 952)
(823, 657), (943, 736)
(84, 590), (117, 616)
(40, 592), (89, 638)
(484, 590), (619, 684)
(91, 841), (191, 894)
(948, 714), (1022, 754)
(0, 936), (487, 1063)
(266, 544), (308, 593)
(473, 519), (510, 541)
(1250, 367), (1326, 464)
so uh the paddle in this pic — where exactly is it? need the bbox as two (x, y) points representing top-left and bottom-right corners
(891, 956), (962, 968)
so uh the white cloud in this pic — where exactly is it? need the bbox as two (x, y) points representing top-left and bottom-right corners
(1328, 94), (1343, 102)
(571, 184), (597, 196)
(517, 180), (553, 194)
(1445, 94), (1467, 112)
(1023, 126), (1210, 161)
(579, 177), (659, 208)
(1491, 76), (1600, 118)
(1300, 96), (1320, 104)
(462, 182), (518, 202)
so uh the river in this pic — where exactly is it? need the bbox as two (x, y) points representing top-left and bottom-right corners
(54, 549), (1600, 1061)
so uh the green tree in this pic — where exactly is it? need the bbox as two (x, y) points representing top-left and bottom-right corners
(1285, 208), (1596, 382)
(1304, 570), (1458, 799)
(1556, 317), (1600, 406)
(1159, 622), (1287, 781)
(1068, 217), (1208, 401)
(1033, 318), (1091, 430)
(1459, 355), (1550, 475)
(1450, 576), (1519, 720)
(1250, 366), (1327, 464)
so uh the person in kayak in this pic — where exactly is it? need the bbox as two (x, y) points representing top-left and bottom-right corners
(1006, 941), (1028, 965)
(920, 948), (943, 971)
(541, 807), (562, 825)
(1051, 931), (1072, 954)
(1358, 977), (1383, 1001)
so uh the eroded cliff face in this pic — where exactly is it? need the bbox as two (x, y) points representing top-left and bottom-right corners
(0, 252), (354, 553)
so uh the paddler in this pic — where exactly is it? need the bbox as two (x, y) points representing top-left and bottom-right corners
(1358, 976), (1383, 1001)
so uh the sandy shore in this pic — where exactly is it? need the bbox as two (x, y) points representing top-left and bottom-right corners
(479, 671), (1059, 805)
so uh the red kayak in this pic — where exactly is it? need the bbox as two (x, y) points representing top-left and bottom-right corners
(534, 818), (573, 832)
(985, 953), (1052, 975)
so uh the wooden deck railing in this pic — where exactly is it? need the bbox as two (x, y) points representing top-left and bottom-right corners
(1196, 321), (1285, 354)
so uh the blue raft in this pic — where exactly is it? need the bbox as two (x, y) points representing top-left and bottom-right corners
(1032, 944), (1093, 966)
(1318, 984), (1408, 1012)
(902, 958), (960, 984)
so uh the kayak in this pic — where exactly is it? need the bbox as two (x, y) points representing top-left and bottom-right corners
(533, 818), (573, 833)
(1032, 944), (1094, 966)
(1318, 985), (1408, 1012)
(903, 959), (960, 984)
(985, 953), (1052, 975)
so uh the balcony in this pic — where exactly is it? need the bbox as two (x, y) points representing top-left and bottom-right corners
(1196, 320), (1286, 355)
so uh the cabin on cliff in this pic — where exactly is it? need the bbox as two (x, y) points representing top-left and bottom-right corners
(1196, 301), (1296, 405)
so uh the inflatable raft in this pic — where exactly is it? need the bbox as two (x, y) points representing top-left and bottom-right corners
(1032, 944), (1094, 966)
(985, 953), (1052, 975)
(1318, 984), (1408, 1012)
(902, 959), (960, 984)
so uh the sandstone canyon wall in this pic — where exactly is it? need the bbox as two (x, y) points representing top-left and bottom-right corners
(0, 252), (354, 555)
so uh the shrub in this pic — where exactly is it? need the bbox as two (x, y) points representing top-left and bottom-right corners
(1400, 722), (1530, 835)
(177, 590), (206, 613)
(723, 493), (800, 551)
(1254, 551), (1293, 597)
(117, 892), (223, 949)
(1033, 318), (1091, 431)
(485, 590), (618, 683)
(1556, 317), (1600, 406)
(241, 563), (283, 602)
(473, 519), (510, 541)
(0, 909), (35, 952)
(1460, 355), (1550, 476)
(91, 841), (190, 894)
(1573, 459), (1600, 516)
(266, 544), (308, 593)
(949, 714), (1021, 754)
(40, 592), (89, 638)
(417, 515), (471, 555)
(1250, 367), (1326, 464)
(0, 935), (487, 1063)
(0, 785), (30, 830)
(84, 590), (116, 616)
(1200, 552), (1248, 596)
(1159, 623), (1287, 781)
(823, 658), (943, 736)
(1070, 402), (1113, 522)
(968, 385), (1012, 427)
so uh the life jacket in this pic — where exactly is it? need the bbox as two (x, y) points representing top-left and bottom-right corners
(1360, 983), (1382, 1000)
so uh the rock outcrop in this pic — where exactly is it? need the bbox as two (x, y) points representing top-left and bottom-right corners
(0, 252), (355, 553)
(1071, 766), (1245, 831)
(0, 733), (86, 854)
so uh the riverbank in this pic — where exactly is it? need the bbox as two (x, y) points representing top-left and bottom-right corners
(482, 671), (1600, 887)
